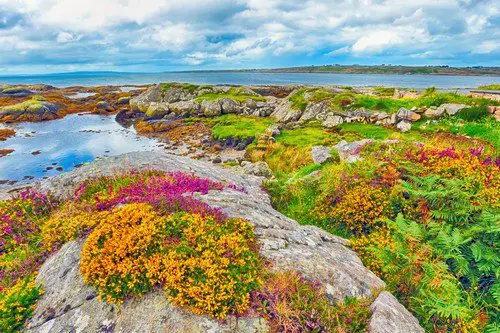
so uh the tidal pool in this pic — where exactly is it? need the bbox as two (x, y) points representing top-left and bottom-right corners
(0, 114), (163, 185)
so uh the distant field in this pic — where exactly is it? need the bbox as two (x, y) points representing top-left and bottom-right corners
(243, 65), (500, 76)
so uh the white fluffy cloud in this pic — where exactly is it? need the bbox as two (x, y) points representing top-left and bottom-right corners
(0, 0), (498, 73)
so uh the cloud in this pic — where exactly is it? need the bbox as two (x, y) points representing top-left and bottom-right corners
(0, 0), (498, 73)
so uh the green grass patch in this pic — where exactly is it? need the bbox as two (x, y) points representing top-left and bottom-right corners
(456, 106), (489, 122)
(477, 84), (500, 90)
(288, 89), (309, 111)
(339, 123), (394, 140)
(211, 114), (274, 140)
(195, 87), (266, 103)
(276, 125), (338, 147)
(162, 82), (202, 94)
(373, 87), (396, 96)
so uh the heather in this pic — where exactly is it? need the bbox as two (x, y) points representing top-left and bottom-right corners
(265, 139), (500, 331)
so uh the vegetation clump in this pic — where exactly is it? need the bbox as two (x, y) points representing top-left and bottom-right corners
(0, 129), (16, 141)
(477, 84), (500, 90)
(210, 114), (274, 140)
(195, 87), (266, 103)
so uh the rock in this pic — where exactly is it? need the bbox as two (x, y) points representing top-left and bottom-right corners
(424, 107), (444, 118)
(311, 146), (332, 164)
(243, 99), (258, 110)
(334, 139), (373, 163)
(396, 108), (421, 122)
(368, 291), (423, 333)
(495, 110), (500, 122)
(299, 101), (330, 122)
(265, 124), (281, 137)
(241, 161), (273, 178)
(487, 106), (497, 114)
(0, 99), (62, 122)
(95, 101), (112, 112)
(25, 239), (268, 333)
(323, 115), (344, 128)
(130, 84), (162, 112)
(116, 96), (130, 105)
(212, 155), (222, 164)
(396, 121), (412, 132)
(201, 100), (222, 116)
(271, 99), (303, 123)
(438, 103), (468, 116)
(162, 86), (195, 103)
(169, 101), (201, 116)
(145, 102), (170, 119)
(220, 98), (241, 114)
(115, 109), (144, 127)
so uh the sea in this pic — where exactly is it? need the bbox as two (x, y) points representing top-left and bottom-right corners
(0, 71), (499, 89)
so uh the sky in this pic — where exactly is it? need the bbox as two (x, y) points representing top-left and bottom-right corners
(0, 0), (498, 74)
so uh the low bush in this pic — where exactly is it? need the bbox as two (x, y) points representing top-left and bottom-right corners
(457, 106), (489, 121)
(0, 276), (43, 332)
(80, 204), (261, 319)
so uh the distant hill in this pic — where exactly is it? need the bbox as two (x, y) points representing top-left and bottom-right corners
(240, 65), (500, 76)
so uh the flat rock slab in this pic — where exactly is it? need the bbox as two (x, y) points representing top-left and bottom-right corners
(21, 151), (422, 332)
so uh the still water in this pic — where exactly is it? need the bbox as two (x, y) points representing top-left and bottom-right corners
(1, 71), (499, 89)
(0, 114), (162, 185)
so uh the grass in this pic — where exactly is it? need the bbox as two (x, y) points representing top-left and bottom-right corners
(339, 123), (394, 140)
(195, 87), (266, 103)
(288, 89), (309, 111)
(477, 84), (500, 90)
(210, 114), (274, 140)
(373, 87), (396, 96)
(276, 124), (338, 147)
(162, 82), (202, 94)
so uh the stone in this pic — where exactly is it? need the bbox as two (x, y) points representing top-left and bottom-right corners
(424, 107), (445, 118)
(323, 115), (344, 128)
(334, 139), (373, 163)
(130, 84), (162, 112)
(438, 103), (468, 116)
(487, 106), (497, 114)
(201, 100), (222, 116)
(299, 101), (330, 122)
(169, 101), (201, 116)
(396, 108), (421, 122)
(396, 121), (412, 132)
(311, 146), (332, 164)
(265, 124), (281, 137)
(241, 161), (273, 178)
(368, 291), (423, 333)
(271, 99), (303, 123)
(220, 98), (241, 114)
(162, 86), (195, 103)
(145, 102), (170, 119)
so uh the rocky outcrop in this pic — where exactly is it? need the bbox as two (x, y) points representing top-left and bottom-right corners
(368, 292), (424, 333)
(129, 84), (163, 112)
(0, 99), (63, 122)
(23, 152), (423, 332)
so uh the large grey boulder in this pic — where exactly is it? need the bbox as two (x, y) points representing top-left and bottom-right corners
(323, 115), (344, 128)
(169, 100), (201, 116)
(24, 239), (268, 333)
(21, 152), (422, 332)
(299, 101), (330, 122)
(220, 98), (241, 114)
(334, 139), (373, 163)
(201, 100), (222, 116)
(311, 145), (332, 164)
(368, 291), (424, 333)
(396, 108), (421, 122)
(396, 120), (412, 132)
(437, 103), (468, 116)
(162, 86), (196, 103)
(271, 99), (303, 123)
(129, 84), (162, 112)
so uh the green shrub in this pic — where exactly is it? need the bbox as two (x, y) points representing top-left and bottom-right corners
(457, 106), (489, 121)
(211, 114), (274, 140)
(288, 89), (308, 111)
(0, 277), (43, 333)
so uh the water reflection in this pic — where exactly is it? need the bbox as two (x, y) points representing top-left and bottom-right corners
(0, 114), (162, 185)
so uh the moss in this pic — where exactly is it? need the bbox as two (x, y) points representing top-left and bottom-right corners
(211, 114), (274, 140)
(0, 99), (45, 113)
(195, 87), (265, 103)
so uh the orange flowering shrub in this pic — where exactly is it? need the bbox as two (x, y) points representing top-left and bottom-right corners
(349, 228), (394, 276)
(80, 203), (261, 319)
(317, 183), (391, 234)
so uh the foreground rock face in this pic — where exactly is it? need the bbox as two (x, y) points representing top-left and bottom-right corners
(23, 152), (422, 332)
